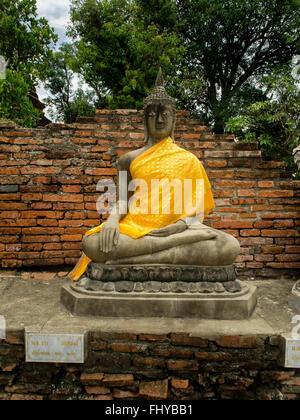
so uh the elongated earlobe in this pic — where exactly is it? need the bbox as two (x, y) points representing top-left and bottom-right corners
(143, 114), (149, 142)
(171, 113), (176, 140)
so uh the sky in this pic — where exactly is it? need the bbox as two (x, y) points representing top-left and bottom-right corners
(36, 0), (71, 46)
(35, 0), (80, 119)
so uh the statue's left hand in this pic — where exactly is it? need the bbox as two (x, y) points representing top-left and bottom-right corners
(148, 220), (186, 237)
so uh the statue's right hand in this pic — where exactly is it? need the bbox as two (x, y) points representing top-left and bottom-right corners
(99, 220), (120, 254)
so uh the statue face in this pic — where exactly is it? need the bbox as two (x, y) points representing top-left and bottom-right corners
(145, 103), (174, 141)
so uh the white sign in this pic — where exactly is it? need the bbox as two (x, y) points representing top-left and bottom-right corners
(25, 332), (85, 363)
(281, 335), (300, 368)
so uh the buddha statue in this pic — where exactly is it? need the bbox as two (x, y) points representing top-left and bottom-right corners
(70, 69), (240, 281)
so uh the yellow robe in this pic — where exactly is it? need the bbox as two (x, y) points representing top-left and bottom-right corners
(70, 137), (214, 280)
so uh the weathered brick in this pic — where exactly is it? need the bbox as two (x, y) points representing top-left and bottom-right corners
(139, 334), (168, 342)
(85, 168), (117, 175)
(10, 394), (44, 400)
(254, 254), (274, 262)
(170, 333), (208, 348)
(286, 246), (300, 253)
(80, 373), (104, 385)
(275, 254), (300, 262)
(261, 230), (299, 237)
(60, 234), (82, 242)
(43, 194), (84, 203)
(62, 185), (82, 193)
(152, 346), (193, 359)
(207, 160), (227, 168)
(273, 220), (294, 228)
(237, 189), (256, 197)
(85, 386), (110, 395)
(22, 235), (60, 243)
(254, 220), (274, 229)
(240, 229), (260, 237)
(133, 356), (165, 369)
(214, 221), (254, 229)
(216, 336), (257, 349)
(102, 374), (134, 387)
(139, 379), (168, 399)
(113, 389), (139, 399)
(215, 180), (256, 188)
(258, 181), (275, 188)
(171, 378), (189, 389)
(91, 331), (137, 341)
(195, 352), (233, 361)
(110, 343), (147, 353)
(167, 360), (198, 371)
(5, 331), (24, 345)
(184, 133), (201, 140)
(258, 190), (294, 198)
(0, 168), (20, 175)
(261, 371), (295, 383)
(20, 167), (60, 175)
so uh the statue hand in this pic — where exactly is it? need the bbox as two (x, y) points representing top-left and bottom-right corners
(148, 220), (186, 237)
(99, 220), (120, 253)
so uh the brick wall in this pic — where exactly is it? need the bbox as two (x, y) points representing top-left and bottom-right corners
(0, 330), (299, 400)
(0, 110), (299, 278)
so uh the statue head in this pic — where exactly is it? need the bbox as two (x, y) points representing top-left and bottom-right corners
(143, 68), (176, 142)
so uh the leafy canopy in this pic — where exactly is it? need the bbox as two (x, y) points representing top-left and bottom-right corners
(0, 0), (57, 127)
(68, 0), (184, 109)
(0, 0), (57, 81)
(132, 0), (300, 131)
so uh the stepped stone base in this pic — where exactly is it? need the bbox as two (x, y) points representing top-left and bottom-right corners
(61, 263), (257, 319)
(289, 280), (300, 312)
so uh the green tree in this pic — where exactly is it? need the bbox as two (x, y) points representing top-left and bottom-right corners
(44, 44), (96, 123)
(0, 70), (41, 127)
(0, 0), (57, 126)
(139, 0), (300, 132)
(226, 67), (300, 170)
(68, 0), (183, 109)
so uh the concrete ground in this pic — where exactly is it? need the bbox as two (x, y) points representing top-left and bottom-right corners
(0, 269), (298, 338)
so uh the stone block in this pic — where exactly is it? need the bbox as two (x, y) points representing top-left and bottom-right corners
(61, 281), (257, 320)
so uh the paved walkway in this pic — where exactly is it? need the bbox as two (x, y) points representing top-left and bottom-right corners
(0, 269), (298, 337)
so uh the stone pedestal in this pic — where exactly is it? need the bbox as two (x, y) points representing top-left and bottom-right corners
(61, 263), (257, 320)
(289, 280), (300, 312)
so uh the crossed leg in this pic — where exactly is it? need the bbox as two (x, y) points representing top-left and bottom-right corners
(82, 227), (240, 266)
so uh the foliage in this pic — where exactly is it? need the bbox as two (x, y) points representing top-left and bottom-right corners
(0, 0), (57, 126)
(226, 68), (300, 170)
(45, 88), (96, 124)
(68, 0), (184, 109)
(0, 69), (41, 127)
(44, 44), (96, 123)
(0, 0), (57, 81)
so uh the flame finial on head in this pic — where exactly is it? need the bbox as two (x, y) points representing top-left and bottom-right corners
(155, 67), (164, 87)
(143, 67), (176, 111)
